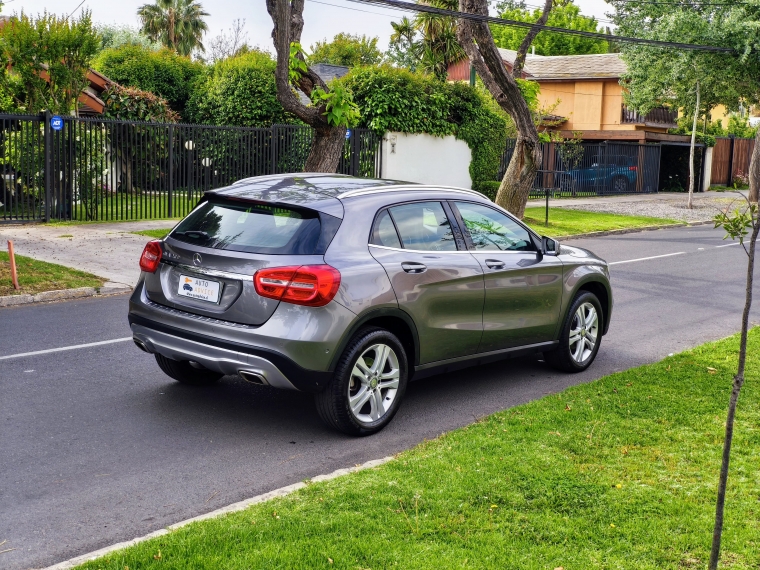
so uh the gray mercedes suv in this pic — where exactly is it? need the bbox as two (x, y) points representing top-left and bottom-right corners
(129, 174), (612, 435)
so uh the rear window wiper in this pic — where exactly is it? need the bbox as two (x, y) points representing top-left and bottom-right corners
(174, 230), (210, 240)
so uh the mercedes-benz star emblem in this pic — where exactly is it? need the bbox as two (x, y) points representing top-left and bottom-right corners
(193, 253), (202, 266)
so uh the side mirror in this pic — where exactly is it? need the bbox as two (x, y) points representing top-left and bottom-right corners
(541, 236), (558, 256)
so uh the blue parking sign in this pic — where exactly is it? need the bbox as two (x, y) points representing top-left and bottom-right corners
(345, 129), (351, 139)
(50, 115), (64, 131)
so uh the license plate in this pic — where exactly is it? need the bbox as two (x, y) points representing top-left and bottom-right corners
(177, 274), (221, 303)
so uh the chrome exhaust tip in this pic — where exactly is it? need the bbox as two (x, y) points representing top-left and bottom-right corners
(238, 370), (269, 386)
(133, 338), (151, 353)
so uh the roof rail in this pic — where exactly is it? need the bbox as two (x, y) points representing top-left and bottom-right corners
(337, 185), (486, 199)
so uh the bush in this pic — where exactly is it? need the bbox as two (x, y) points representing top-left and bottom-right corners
(101, 84), (179, 123)
(93, 45), (203, 118)
(341, 66), (511, 193)
(184, 50), (293, 127)
(474, 181), (501, 201)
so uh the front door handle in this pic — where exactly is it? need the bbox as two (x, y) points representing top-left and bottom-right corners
(401, 262), (427, 274)
(485, 259), (505, 269)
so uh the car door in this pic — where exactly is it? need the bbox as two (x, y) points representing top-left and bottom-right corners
(368, 201), (485, 364)
(450, 200), (563, 352)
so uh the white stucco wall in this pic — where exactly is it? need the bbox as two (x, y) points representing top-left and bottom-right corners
(703, 146), (713, 191)
(380, 132), (472, 189)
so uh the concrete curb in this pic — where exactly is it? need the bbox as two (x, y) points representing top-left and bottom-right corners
(555, 219), (714, 242)
(0, 282), (132, 308)
(40, 456), (394, 570)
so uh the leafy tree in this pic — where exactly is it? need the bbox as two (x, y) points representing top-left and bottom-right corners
(137, 0), (209, 57)
(387, 17), (419, 71)
(266, 0), (359, 172)
(93, 45), (204, 118)
(0, 10), (99, 114)
(95, 24), (160, 52)
(492, 0), (608, 56)
(307, 33), (383, 67)
(185, 50), (291, 127)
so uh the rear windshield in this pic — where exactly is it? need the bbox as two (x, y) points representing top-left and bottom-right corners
(170, 199), (337, 255)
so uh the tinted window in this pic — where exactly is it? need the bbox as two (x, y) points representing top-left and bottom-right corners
(388, 202), (456, 251)
(370, 209), (402, 249)
(170, 199), (331, 255)
(454, 202), (533, 252)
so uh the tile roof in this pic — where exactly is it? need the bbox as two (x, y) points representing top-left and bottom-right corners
(498, 49), (627, 80)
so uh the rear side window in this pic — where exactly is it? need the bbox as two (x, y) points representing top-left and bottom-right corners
(170, 199), (338, 255)
(387, 201), (457, 251)
(370, 210), (402, 249)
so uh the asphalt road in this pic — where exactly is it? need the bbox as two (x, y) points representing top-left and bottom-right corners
(2, 224), (758, 570)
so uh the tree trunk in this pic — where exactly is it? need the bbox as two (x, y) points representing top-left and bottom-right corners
(688, 81), (700, 209)
(748, 126), (760, 204)
(267, 0), (345, 173)
(457, 0), (548, 219)
(708, 208), (759, 570)
(305, 126), (347, 172)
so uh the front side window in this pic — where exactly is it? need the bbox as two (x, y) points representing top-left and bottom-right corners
(170, 199), (327, 254)
(454, 201), (533, 252)
(387, 201), (457, 251)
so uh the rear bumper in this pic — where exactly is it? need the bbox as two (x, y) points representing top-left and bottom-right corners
(129, 314), (332, 393)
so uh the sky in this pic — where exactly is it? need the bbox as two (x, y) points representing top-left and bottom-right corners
(7, 0), (615, 53)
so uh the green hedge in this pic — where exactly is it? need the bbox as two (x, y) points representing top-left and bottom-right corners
(93, 45), (203, 119)
(184, 50), (294, 128)
(341, 66), (511, 194)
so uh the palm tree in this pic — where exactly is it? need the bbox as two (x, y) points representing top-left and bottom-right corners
(415, 0), (465, 80)
(388, 17), (419, 70)
(137, 0), (209, 56)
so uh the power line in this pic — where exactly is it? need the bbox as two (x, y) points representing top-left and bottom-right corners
(64, 0), (86, 21)
(308, 0), (399, 18)
(345, 0), (734, 51)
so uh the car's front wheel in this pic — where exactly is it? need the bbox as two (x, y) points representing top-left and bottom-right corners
(544, 291), (603, 372)
(154, 353), (223, 386)
(315, 328), (408, 436)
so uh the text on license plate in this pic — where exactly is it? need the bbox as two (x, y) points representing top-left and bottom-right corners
(177, 274), (221, 303)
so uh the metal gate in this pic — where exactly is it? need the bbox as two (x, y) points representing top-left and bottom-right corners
(500, 140), (662, 197)
(0, 113), (382, 222)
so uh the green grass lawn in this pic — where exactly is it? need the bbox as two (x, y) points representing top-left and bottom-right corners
(76, 331), (760, 569)
(0, 252), (105, 296)
(524, 207), (679, 237)
(131, 228), (173, 240)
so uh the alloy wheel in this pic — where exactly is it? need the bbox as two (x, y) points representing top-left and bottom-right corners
(569, 302), (599, 364)
(347, 343), (400, 425)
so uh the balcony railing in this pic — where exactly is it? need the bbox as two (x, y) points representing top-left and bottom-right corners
(621, 105), (678, 126)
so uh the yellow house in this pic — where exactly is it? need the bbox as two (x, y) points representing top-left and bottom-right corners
(449, 49), (684, 143)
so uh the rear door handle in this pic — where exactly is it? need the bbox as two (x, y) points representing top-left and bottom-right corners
(485, 259), (505, 269)
(401, 262), (427, 274)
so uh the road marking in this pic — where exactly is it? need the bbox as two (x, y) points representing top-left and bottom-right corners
(715, 242), (740, 248)
(0, 337), (132, 361)
(608, 252), (687, 266)
(42, 456), (394, 570)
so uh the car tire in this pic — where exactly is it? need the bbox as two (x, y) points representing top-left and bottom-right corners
(612, 176), (629, 193)
(544, 291), (603, 373)
(315, 327), (408, 436)
(154, 353), (223, 386)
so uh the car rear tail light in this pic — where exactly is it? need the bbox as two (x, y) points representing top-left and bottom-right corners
(628, 166), (638, 171)
(254, 265), (341, 307)
(139, 240), (162, 273)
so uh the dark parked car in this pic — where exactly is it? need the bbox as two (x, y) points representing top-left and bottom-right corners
(129, 174), (612, 435)
(559, 154), (638, 194)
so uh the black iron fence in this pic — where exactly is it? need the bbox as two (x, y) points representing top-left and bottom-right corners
(0, 113), (382, 222)
(500, 139), (662, 198)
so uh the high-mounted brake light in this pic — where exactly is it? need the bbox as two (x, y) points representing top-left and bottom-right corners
(254, 265), (341, 307)
(139, 240), (163, 273)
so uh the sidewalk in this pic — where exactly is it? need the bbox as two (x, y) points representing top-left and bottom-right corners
(0, 220), (175, 287)
(528, 190), (743, 222)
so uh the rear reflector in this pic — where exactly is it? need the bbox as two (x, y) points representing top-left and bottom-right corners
(254, 265), (341, 307)
(139, 240), (162, 273)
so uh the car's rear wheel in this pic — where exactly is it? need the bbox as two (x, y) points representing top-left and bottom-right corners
(315, 328), (408, 436)
(154, 353), (223, 386)
(544, 291), (603, 372)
